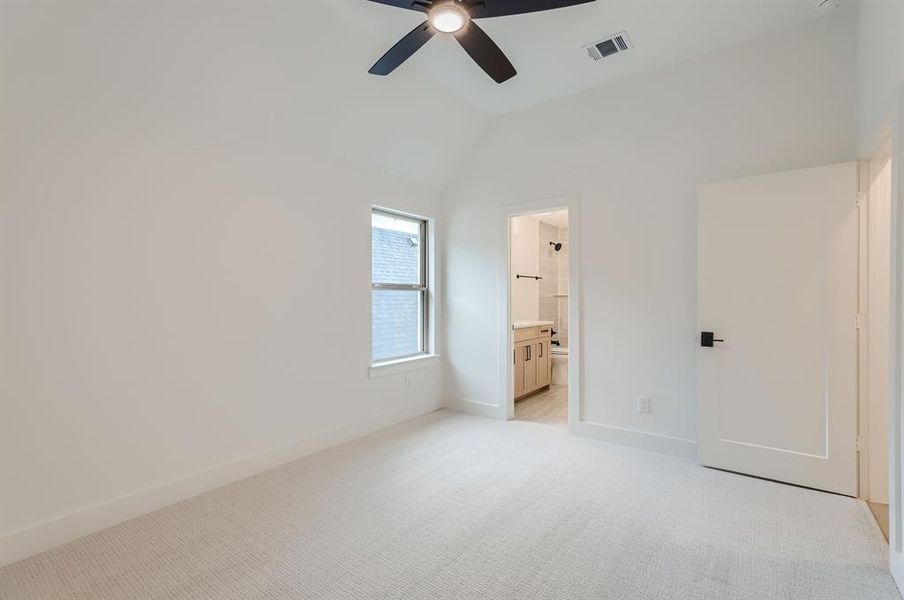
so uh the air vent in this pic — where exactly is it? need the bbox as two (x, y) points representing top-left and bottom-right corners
(583, 31), (632, 61)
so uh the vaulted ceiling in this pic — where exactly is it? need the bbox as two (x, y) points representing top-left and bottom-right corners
(339, 0), (846, 115)
(0, 0), (851, 192)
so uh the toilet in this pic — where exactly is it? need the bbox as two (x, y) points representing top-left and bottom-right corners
(550, 346), (568, 385)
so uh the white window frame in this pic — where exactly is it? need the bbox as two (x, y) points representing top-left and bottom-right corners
(370, 207), (436, 372)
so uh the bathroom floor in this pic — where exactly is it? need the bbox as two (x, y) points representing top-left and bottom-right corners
(514, 384), (568, 427)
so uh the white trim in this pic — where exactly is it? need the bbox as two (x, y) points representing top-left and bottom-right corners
(858, 159), (872, 500)
(888, 85), (904, 591)
(452, 398), (503, 419)
(572, 421), (698, 460)
(369, 354), (440, 378)
(0, 400), (439, 568)
(498, 196), (582, 425)
(894, 560), (904, 598)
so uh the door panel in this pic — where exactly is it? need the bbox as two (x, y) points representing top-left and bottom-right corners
(514, 346), (525, 397)
(536, 340), (550, 387)
(698, 162), (858, 496)
(523, 343), (537, 391)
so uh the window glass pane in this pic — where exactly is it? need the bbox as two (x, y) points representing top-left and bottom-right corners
(372, 212), (422, 285)
(372, 289), (422, 361)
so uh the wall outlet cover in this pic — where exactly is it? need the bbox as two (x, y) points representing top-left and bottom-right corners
(637, 396), (651, 414)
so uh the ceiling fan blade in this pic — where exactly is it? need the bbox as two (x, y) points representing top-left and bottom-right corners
(455, 21), (516, 83)
(367, 0), (431, 13)
(467, 0), (595, 19)
(369, 21), (435, 76)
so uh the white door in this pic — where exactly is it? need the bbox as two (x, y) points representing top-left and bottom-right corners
(698, 162), (859, 496)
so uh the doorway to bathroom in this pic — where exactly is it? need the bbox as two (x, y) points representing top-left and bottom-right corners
(507, 208), (572, 427)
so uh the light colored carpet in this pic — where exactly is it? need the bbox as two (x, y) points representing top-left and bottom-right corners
(0, 410), (899, 600)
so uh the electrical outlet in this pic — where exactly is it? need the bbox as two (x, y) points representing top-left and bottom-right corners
(637, 396), (651, 414)
(403, 376), (412, 391)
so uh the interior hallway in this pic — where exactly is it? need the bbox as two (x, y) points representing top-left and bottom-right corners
(1, 410), (896, 600)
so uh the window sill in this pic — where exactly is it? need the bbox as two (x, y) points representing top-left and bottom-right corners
(369, 354), (440, 379)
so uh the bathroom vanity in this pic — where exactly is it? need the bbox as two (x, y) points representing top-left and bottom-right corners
(512, 321), (553, 399)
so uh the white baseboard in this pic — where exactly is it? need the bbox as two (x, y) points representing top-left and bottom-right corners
(444, 396), (697, 460)
(446, 397), (501, 419)
(571, 420), (699, 460)
(891, 552), (904, 596)
(0, 399), (439, 568)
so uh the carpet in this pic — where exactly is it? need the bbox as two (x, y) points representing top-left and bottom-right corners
(0, 410), (898, 599)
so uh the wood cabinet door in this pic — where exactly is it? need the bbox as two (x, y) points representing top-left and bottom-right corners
(536, 340), (550, 388)
(513, 346), (525, 397)
(523, 342), (537, 391)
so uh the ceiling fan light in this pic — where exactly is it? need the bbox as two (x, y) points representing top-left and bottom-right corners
(429, 4), (468, 33)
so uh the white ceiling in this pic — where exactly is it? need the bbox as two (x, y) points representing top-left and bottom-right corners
(348, 0), (845, 116)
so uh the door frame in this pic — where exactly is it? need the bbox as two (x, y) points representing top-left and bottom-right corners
(857, 90), (903, 589)
(885, 104), (904, 589)
(497, 195), (582, 428)
(858, 158), (870, 501)
(858, 147), (896, 504)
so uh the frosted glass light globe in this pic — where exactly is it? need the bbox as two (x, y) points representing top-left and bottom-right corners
(429, 4), (468, 33)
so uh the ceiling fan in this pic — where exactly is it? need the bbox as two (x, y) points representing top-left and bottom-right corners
(367, 0), (597, 84)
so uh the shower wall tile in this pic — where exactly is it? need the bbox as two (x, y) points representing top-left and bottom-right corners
(538, 222), (559, 327)
(538, 221), (571, 348)
(555, 226), (569, 349)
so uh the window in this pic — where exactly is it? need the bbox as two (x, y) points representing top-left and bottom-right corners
(371, 208), (428, 363)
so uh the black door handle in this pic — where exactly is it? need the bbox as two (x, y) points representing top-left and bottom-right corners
(701, 331), (725, 347)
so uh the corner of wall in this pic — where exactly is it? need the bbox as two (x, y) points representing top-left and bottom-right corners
(0, 397), (438, 568)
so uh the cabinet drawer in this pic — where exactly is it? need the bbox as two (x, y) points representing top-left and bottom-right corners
(514, 327), (538, 342)
(514, 326), (553, 342)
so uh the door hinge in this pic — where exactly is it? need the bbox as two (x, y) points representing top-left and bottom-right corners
(855, 436), (862, 452)
(856, 313), (867, 330)
(856, 191), (866, 207)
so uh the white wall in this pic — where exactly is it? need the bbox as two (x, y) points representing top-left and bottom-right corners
(510, 215), (540, 322)
(856, 0), (904, 156)
(0, 1), (487, 565)
(442, 13), (858, 454)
